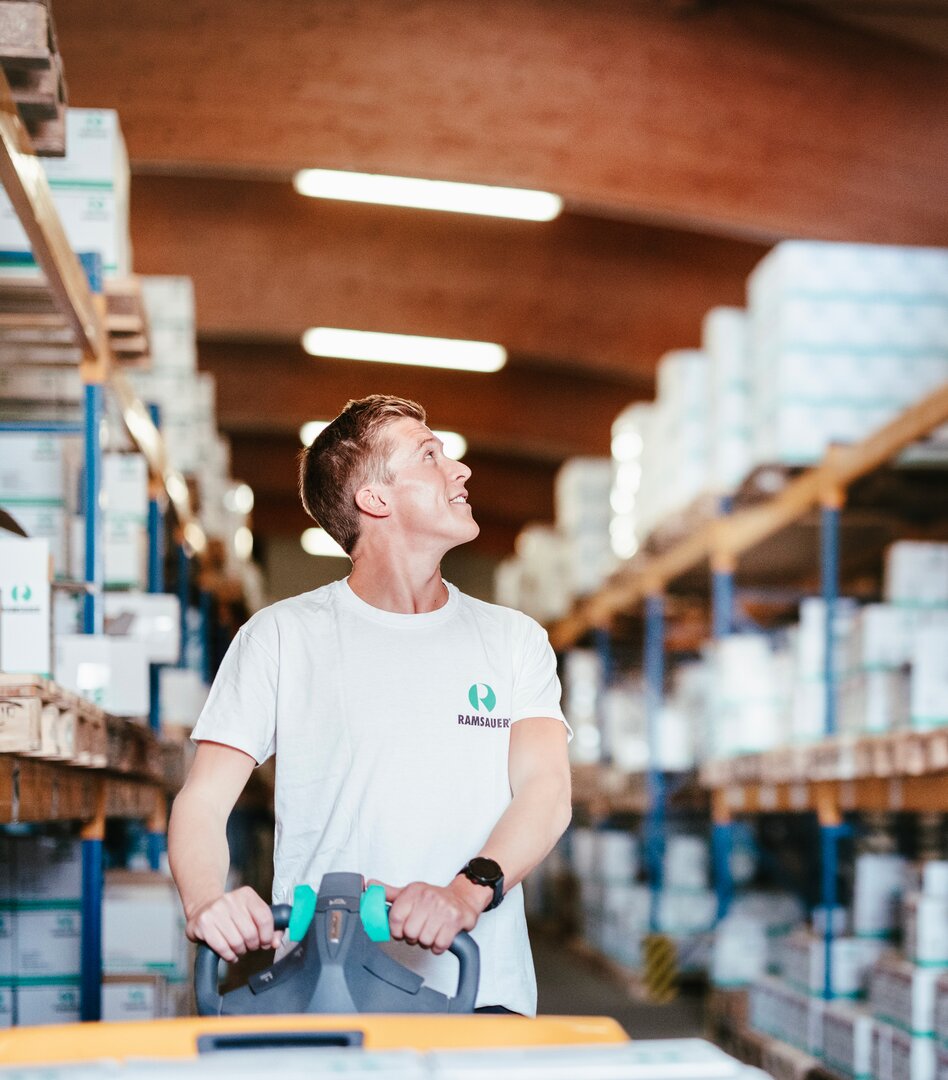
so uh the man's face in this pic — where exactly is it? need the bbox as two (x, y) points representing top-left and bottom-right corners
(379, 417), (479, 551)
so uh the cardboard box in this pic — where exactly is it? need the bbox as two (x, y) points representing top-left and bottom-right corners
(0, 433), (66, 502)
(102, 974), (166, 1022)
(0, 537), (51, 676)
(103, 871), (188, 978)
(870, 953), (942, 1037)
(0, 108), (130, 278)
(55, 634), (150, 718)
(12, 834), (82, 903)
(104, 592), (181, 666)
(15, 982), (81, 1026)
(822, 1000), (874, 1080)
(12, 908), (82, 979)
(5, 502), (68, 578)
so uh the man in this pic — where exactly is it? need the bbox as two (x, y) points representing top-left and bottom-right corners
(168, 395), (572, 1015)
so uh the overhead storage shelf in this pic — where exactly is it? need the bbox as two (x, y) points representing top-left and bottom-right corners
(550, 381), (948, 651)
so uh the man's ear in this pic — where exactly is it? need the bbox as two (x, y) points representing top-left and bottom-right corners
(354, 484), (391, 519)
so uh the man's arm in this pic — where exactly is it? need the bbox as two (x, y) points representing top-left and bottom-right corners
(385, 716), (571, 953)
(168, 740), (283, 962)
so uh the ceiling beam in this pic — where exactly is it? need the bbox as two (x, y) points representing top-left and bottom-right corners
(199, 338), (643, 461)
(56, 0), (948, 242)
(129, 175), (764, 377)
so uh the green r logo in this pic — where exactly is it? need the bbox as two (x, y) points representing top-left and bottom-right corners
(468, 683), (496, 712)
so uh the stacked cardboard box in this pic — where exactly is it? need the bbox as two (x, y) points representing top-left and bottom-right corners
(0, 834), (83, 1026)
(0, 109), (131, 278)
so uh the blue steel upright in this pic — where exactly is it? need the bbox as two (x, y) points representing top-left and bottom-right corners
(82, 382), (104, 635)
(820, 502), (841, 738)
(177, 544), (190, 669)
(78, 251), (105, 1022)
(593, 628), (614, 764)
(643, 594), (666, 932)
(819, 496), (843, 1000)
(79, 830), (104, 1021)
(711, 546), (736, 920)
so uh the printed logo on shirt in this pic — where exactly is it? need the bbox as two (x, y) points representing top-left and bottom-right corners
(458, 682), (510, 729)
(468, 683), (496, 712)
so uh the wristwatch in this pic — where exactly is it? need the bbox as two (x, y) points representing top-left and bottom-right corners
(458, 856), (505, 911)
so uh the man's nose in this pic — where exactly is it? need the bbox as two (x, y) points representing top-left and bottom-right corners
(455, 458), (472, 482)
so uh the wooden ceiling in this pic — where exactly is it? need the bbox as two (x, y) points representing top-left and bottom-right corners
(51, 0), (948, 557)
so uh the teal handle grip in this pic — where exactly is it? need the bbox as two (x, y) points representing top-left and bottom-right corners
(360, 883), (391, 942)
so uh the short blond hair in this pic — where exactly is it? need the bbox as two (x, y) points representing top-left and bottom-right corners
(298, 395), (426, 554)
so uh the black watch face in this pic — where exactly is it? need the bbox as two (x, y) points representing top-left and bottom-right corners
(468, 857), (502, 883)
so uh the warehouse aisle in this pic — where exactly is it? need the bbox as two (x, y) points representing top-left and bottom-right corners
(533, 935), (706, 1038)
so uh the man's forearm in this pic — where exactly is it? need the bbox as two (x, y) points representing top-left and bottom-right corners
(472, 771), (571, 894)
(168, 787), (231, 919)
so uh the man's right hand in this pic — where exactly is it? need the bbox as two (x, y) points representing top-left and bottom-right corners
(185, 885), (284, 963)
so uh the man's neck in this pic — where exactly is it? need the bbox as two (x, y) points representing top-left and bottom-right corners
(347, 555), (449, 614)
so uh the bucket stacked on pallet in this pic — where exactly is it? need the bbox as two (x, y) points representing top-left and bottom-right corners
(865, 859), (948, 1080)
(702, 307), (754, 498)
(568, 826), (717, 976)
(745, 855), (948, 1078)
(838, 542), (948, 738)
(638, 350), (712, 542)
(747, 242), (948, 470)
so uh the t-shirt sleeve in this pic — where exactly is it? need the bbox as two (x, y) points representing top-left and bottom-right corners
(190, 627), (278, 764)
(511, 614), (572, 739)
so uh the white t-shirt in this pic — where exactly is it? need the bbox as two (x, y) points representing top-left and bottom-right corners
(191, 578), (569, 1015)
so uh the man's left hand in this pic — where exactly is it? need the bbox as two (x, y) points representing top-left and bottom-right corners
(372, 877), (491, 955)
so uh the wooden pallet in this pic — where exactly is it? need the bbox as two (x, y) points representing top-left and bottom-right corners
(0, 0), (66, 155)
(0, 275), (151, 369)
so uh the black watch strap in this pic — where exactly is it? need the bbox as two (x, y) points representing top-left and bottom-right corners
(459, 857), (504, 911)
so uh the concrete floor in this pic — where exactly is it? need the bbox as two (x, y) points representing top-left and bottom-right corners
(533, 935), (707, 1039)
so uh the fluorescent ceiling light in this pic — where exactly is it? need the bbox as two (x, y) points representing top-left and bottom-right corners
(301, 527), (349, 559)
(293, 169), (562, 222)
(233, 526), (254, 561)
(300, 420), (466, 460)
(224, 483), (254, 515)
(302, 327), (506, 373)
(300, 420), (330, 446)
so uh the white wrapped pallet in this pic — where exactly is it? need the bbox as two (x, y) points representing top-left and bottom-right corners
(911, 619), (948, 731)
(884, 542), (948, 607)
(609, 402), (652, 560)
(904, 892), (948, 967)
(853, 854), (907, 940)
(712, 914), (769, 988)
(703, 306), (753, 495)
(746, 241), (948, 469)
(781, 929), (885, 1000)
(663, 835), (710, 890)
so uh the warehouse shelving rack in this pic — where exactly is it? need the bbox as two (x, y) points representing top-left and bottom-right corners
(552, 380), (948, 1001)
(0, 67), (215, 1021)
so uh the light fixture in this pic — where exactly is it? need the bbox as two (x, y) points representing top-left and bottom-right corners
(302, 327), (506, 374)
(301, 527), (348, 559)
(300, 420), (466, 460)
(293, 169), (562, 222)
(299, 420), (330, 446)
(224, 483), (254, 516)
(233, 526), (254, 561)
